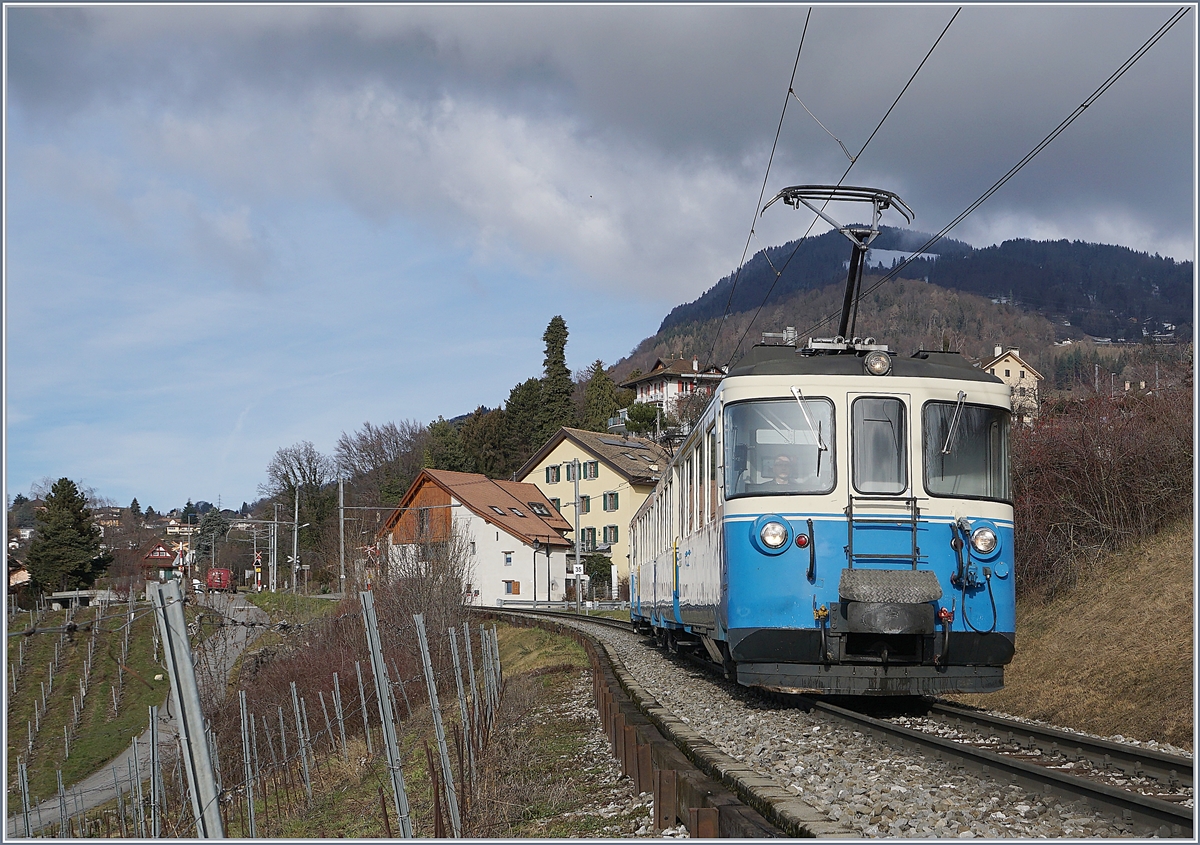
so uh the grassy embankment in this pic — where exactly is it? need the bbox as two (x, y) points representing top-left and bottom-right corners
(6, 601), (171, 801)
(956, 517), (1193, 749)
(213, 618), (644, 838)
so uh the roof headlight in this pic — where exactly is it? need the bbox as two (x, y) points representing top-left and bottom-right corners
(971, 527), (998, 554)
(759, 521), (789, 549)
(864, 350), (892, 376)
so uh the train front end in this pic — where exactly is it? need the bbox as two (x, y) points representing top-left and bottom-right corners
(718, 345), (1016, 695)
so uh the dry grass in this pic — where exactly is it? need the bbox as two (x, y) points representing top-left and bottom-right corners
(955, 517), (1193, 749)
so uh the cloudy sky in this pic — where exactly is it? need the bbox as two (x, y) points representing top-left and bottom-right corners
(4, 4), (1195, 513)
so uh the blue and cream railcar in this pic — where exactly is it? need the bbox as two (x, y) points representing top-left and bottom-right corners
(630, 341), (1015, 695)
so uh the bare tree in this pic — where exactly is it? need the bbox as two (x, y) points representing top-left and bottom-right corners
(373, 516), (477, 675)
(335, 419), (428, 505)
(258, 441), (339, 589)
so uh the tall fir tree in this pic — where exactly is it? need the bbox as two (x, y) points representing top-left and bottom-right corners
(128, 497), (142, 518)
(504, 377), (543, 470)
(195, 508), (231, 567)
(581, 360), (621, 432)
(459, 407), (511, 478)
(424, 418), (475, 473)
(538, 315), (576, 443)
(25, 478), (110, 591)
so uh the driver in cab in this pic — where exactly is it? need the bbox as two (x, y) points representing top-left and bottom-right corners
(755, 454), (797, 492)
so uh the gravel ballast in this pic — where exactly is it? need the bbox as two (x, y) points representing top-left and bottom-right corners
(568, 618), (1144, 838)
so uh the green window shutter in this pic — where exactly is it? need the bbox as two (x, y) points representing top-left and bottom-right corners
(612, 492), (619, 510)
(611, 525), (619, 544)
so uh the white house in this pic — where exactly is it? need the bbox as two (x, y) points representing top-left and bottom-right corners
(379, 469), (574, 607)
(983, 346), (1044, 423)
(621, 357), (726, 420)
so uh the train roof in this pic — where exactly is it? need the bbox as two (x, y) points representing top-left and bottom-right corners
(727, 344), (1003, 383)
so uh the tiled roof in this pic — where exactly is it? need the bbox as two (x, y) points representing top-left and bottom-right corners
(389, 470), (572, 548)
(515, 427), (669, 486)
(621, 358), (725, 388)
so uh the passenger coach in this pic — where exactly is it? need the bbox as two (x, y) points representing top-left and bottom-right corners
(630, 338), (1016, 695)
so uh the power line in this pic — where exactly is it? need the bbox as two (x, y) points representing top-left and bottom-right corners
(793, 4), (1192, 344)
(701, 8), (812, 371)
(724, 7), (961, 369)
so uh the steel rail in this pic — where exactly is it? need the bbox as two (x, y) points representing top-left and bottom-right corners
(801, 696), (1192, 838)
(494, 608), (1192, 837)
(928, 701), (1193, 790)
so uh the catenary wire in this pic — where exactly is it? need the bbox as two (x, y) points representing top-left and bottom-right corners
(724, 7), (961, 369)
(701, 8), (812, 371)
(790, 4), (1192, 344)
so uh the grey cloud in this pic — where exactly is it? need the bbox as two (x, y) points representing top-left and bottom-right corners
(7, 4), (1192, 267)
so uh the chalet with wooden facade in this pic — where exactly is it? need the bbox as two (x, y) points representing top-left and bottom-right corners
(379, 469), (573, 607)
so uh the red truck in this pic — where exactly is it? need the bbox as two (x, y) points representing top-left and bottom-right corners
(205, 568), (236, 593)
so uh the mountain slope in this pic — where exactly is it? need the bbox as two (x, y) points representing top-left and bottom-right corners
(618, 274), (1061, 380)
(633, 233), (1191, 380)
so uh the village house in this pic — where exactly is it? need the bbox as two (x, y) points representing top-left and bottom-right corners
(621, 357), (725, 420)
(983, 346), (1044, 423)
(379, 469), (573, 607)
(141, 540), (185, 582)
(516, 427), (668, 599)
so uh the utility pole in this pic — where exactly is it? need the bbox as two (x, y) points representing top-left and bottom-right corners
(270, 504), (279, 592)
(572, 459), (581, 614)
(339, 478), (346, 595)
(292, 488), (300, 593)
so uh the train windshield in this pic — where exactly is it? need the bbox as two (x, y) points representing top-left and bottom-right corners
(723, 399), (835, 497)
(923, 402), (1011, 501)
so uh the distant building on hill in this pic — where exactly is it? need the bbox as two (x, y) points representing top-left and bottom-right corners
(983, 346), (1043, 423)
(621, 357), (725, 421)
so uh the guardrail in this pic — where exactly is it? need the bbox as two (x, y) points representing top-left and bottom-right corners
(494, 600), (630, 611)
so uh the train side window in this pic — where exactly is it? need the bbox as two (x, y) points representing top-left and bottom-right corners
(851, 397), (908, 495)
(707, 425), (718, 519)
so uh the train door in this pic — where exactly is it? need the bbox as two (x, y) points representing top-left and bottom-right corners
(845, 393), (919, 570)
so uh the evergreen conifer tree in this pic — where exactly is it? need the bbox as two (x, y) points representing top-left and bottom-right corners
(538, 316), (576, 442)
(129, 498), (142, 518)
(581, 359), (620, 432)
(25, 478), (110, 591)
(504, 377), (543, 470)
(424, 418), (475, 473)
(195, 508), (231, 565)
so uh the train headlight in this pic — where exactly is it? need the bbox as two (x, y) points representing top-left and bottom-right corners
(864, 350), (892, 376)
(970, 527), (998, 554)
(759, 521), (789, 549)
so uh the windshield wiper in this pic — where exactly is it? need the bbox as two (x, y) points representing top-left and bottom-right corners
(942, 391), (967, 455)
(790, 386), (829, 478)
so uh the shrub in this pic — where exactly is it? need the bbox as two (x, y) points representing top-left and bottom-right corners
(1013, 389), (1192, 599)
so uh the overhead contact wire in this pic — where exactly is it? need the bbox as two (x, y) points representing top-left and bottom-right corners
(701, 8), (812, 371)
(795, 4), (1191, 341)
(725, 8), (961, 368)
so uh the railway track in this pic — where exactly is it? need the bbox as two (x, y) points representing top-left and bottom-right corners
(911, 702), (1192, 791)
(495, 607), (1193, 838)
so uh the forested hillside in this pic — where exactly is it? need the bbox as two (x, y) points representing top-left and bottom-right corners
(619, 275), (1061, 381)
(652, 230), (1191, 359)
(928, 239), (1191, 339)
